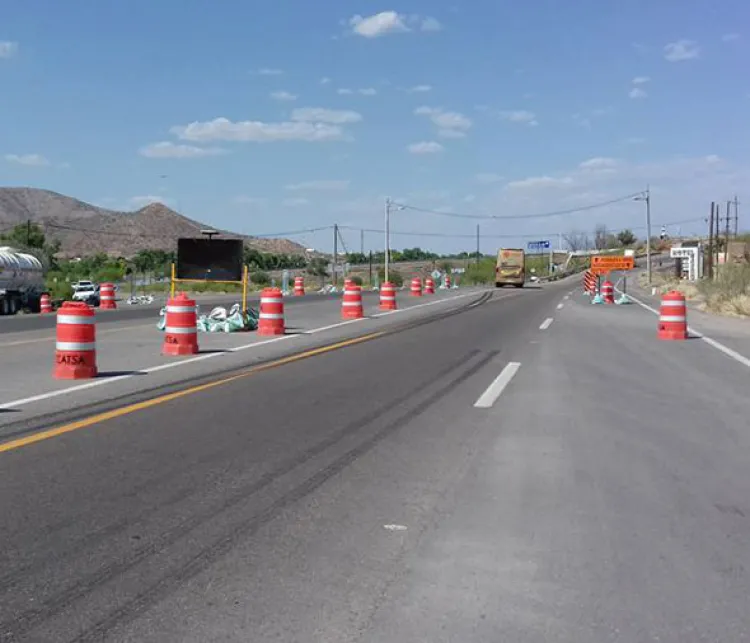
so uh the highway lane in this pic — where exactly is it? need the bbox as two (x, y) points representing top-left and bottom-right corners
(1, 278), (749, 642)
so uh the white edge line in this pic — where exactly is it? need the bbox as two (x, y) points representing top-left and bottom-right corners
(0, 290), (485, 410)
(539, 318), (554, 330)
(615, 286), (750, 370)
(556, 303), (564, 310)
(474, 362), (521, 409)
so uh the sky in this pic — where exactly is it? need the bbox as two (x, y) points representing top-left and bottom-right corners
(1, 0), (748, 254)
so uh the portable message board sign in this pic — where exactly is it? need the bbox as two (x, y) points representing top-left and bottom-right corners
(176, 238), (244, 282)
(590, 255), (635, 275)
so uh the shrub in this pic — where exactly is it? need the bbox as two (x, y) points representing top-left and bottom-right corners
(378, 267), (403, 287)
(348, 275), (363, 286)
(250, 271), (271, 287)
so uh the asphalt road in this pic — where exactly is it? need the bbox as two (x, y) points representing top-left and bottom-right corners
(1, 279), (749, 642)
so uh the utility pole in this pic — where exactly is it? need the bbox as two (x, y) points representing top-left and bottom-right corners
(384, 198), (391, 284)
(475, 224), (480, 265)
(708, 202), (715, 279)
(26, 219), (31, 246)
(725, 200), (731, 264)
(715, 202), (721, 267)
(333, 223), (338, 289)
(733, 195), (740, 237)
(634, 187), (652, 284)
(360, 228), (364, 256)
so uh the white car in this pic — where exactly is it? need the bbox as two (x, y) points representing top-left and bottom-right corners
(72, 281), (97, 302)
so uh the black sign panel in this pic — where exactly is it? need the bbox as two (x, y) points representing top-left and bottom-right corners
(176, 238), (244, 282)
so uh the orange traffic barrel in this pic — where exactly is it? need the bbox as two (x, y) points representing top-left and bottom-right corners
(53, 301), (98, 379)
(379, 282), (397, 311)
(410, 277), (423, 297)
(40, 293), (52, 314)
(424, 277), (435, 294)
(162, 292), (199, 355)
(658, 291), (688, 340)
(99, 282), (117, 309)
(601, 280), (615, 304)
(294, 276), (305, 296)
(342, 284), (364, 319)
(445, 274), (451, 289)
(258, 287), (285, 335)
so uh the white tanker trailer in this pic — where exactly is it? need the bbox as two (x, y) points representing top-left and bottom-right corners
(0, 246), (46, 315)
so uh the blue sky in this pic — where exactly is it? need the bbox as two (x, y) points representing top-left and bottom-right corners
(1, 0), (748, 254)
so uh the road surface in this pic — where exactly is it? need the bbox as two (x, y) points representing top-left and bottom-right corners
(1, 278), (749, 642)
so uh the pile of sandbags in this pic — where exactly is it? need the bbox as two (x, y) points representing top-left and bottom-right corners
(157, 303), (258, 332)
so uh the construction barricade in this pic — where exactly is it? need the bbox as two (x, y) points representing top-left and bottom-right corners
(99, 282), (117, 309)
(258, 287), (285, 336)
(658, 291), (688, 340)
(294, 276), (305, 296)
(424, 277), (435, 294)
(54, 301), (98, 379)
(601, 280), (615, 304)
(40, 293), (52, 314)
(410, 277), (423, 297)
(162, 293), (199, 355)
(342, 284), (364, 319)
(379, 282), (397, 310)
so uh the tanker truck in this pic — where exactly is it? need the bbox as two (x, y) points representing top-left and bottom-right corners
(0, 246), (46, 315)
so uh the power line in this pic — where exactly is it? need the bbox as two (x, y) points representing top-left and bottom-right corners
(389, 191), (645, 220)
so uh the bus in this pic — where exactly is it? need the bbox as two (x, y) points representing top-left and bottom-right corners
(495, 248), (525, 287)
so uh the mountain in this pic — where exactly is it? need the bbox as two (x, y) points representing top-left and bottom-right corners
(0, 187), (307, 258)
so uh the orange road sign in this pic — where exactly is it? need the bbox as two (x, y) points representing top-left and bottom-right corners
(590, 255), (635, 274)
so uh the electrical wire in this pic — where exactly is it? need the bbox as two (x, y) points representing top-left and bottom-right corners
(389, 191), (646, 220)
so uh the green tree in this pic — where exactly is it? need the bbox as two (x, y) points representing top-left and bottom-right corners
(617, 229), (637, 246)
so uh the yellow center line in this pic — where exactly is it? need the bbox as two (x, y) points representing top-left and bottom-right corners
(0, 331), (384, 455)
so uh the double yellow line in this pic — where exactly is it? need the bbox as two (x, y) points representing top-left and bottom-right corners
(0, 331), (383, 455)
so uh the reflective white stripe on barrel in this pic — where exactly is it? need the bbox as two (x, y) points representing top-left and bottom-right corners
(344, 290), (359, 296)
(259, 313), (284, 319)
(380, 296), (395, 301)
(57, 315), (95, 325)
(260, 297), (283, 304)
(342, 301), (362, 306)
(56, 341), (96, 351)
(101, 295), (115, 300)
(659, 315), (686, 322)
(165, 326), (197, 334)
(166, 305), (195, 313)
(660, 301), (685, 307)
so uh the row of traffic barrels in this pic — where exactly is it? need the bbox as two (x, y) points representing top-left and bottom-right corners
(39, 283), (117, 314)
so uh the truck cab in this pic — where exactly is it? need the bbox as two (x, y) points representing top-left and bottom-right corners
(495, 249), (526, 288)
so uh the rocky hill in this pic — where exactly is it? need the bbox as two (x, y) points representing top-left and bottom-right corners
(0, 187), (306, 259)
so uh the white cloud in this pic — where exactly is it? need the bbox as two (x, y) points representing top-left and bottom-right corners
(414, 106), (472, 137)
(407, 141), (444, 154)
(420, 17), (443, 32)
(290, 107), (363, 124)
(632, 76), (650, 84)
(629, 87), (647, 99)
(721, 33), (740, 42)
(350, 11), (410, 37)
(270, 91), (297, 101)
(281, 197), (309, 207)
(0, 41), (18, 58)
(497, 110), (538, 126)
(664, 39), (700, 62)
(171, 117), (346, 142)
(578, 157), (619, 173)
(337, 88), (354, 95)
(505, 176), (573, 190)
(408, 84), (432, 92)
(320, 77), (332, 84)
(358, 87), (377, 96)
(475, 173), (504, 184)
(4, 153), (50, 166)
(256, 68), (283, 75)
(285, 180), (350, 191)
(139, 141), (227, 158)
